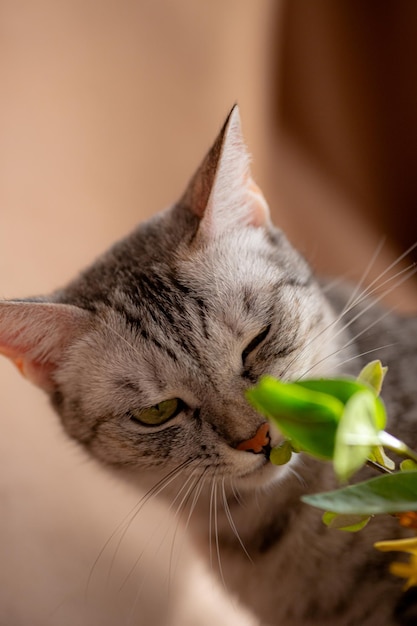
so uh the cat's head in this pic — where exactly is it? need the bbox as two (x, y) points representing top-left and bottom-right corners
(0, 107), (345, 490)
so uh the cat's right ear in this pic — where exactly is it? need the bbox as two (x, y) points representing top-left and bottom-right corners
(180, 105), (270, 238)
(0, 301), (92, 392)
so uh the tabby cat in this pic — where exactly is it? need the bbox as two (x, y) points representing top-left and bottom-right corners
(1, 106), (416, 625)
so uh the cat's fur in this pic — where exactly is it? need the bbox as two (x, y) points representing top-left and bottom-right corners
(1, 106), (416, 625)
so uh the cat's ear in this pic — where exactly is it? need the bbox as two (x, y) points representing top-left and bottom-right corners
(181, 105), (270, 237)
(0, 301), (92, 392)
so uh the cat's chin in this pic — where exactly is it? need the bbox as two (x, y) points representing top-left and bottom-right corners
(234, 457), (289, 491)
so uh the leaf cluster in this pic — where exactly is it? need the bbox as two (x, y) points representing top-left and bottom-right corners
(246, 361), (417, 530)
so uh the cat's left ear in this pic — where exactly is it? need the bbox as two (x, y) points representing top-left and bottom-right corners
(181, 105), (270, 237)
(0, 301), (92, 392)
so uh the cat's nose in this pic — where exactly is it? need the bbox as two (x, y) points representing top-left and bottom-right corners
(236, 422), (271, 458)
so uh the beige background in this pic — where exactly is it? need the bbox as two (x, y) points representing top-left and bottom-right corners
(1, 1), (416, 625)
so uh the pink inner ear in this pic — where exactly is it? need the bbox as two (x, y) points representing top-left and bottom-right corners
(0, 301), (92, 393)
(246, 178), (270, 228)
(16, 356), (56, 390)
(0, 341), (56, 391)
(0, 346), (54, 390)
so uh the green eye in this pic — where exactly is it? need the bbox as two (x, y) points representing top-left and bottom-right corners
(129, 398), (182, 426)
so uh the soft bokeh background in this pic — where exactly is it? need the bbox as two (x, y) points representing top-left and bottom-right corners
(1, 1), (417, 624)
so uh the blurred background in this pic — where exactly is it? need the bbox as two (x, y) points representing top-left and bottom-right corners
(1, 1), (417, 624)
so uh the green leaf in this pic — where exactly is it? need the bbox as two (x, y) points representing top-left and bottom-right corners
(246, 377), (344, 459)
(270, 440), (293, 465)
(401, 459), (417, 472)
(302, 471), (417, 515)
(357, 360), (388, 395)
(369, 446), (395, 471)
(296, 378), (371, 404)
(333, 391), (385, 481)
(322, 511), (371, 532)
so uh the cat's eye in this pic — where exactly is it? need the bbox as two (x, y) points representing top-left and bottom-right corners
(129, 398), (183, 426)
(242, 324), (271, 364)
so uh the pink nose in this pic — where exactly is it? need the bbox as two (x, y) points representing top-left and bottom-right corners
(236, 422), (271, 455)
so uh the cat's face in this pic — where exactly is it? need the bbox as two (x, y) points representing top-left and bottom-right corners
(0, 107), (345, 491)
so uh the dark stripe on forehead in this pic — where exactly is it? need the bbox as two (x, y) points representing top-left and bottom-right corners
(140, 328), (179, 363)
(113, 287), (207, 368)
(112, 301), (179, 364)
(138, 273), (183, 325)
(170, 273), (210, 340)
(134, 271), (212, 367)
(195, 297), (210, 340)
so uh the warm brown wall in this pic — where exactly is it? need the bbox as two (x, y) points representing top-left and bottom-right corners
(274, 0), (417, 309)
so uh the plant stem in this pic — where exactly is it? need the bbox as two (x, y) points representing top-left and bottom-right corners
(366, 459), (393, 475)
(378, 431), (417, 464)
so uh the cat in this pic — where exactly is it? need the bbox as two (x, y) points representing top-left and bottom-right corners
(1, 105), (417, 626)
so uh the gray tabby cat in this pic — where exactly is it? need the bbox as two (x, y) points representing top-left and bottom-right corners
(1, 106), (416, 625)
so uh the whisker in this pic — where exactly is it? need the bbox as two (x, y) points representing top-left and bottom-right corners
(288, 456), (308, 488)
(122, 465), (201, 624)
(284, 263), (416, 381)
(297, 307), (393, 380)
(353, 240), (417, 305)
(178, 466), (209, 540)
(209, 476), (216, 571)
(323, 265), (416, 351)
(166, 469), (204, 594)
(85, 458), (193, 596)
(339, 237), (386, 316)
(339, 241), (417, 321)
(342, 263), (417, 317)
(166, 467), (209, 597)
(282, 251), (416, 381)
(221, 477), (252, 563)
(333, 344), (396, 370)
(230, 480), (245, 507)
(118, 463), (198, 593)
(214, 480), (228, 592)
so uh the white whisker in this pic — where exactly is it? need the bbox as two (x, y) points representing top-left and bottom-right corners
(342, 263), (417, 317)
(333, 344), (396, 370)
(214, 480), (228, 592)
(282, 250), (416, 381)
(339, 237), (386, 316)
(288, 464), (307, 489)
(354, 240), (417, 304)
(285, 264), (416, 381)
(325, 265), (415, 350)
(166, 466), (209, 595)
(297, 307), (393, 380)
(120, 465), (199, 592)
(166, 469), (204, 591)
(221, 477), (252, 563)
(123, 467), (201, 623)
(230, 480), (244, 507)
(209, 476), (216, 572)
(89, 459), (193, 595)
